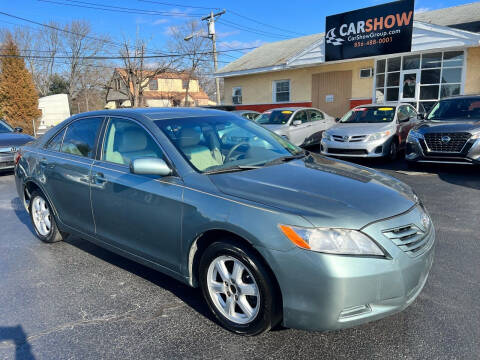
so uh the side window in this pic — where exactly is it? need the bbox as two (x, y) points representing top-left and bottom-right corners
(45, 128), (66, 152)
(397, 106), (409, 122)
(103, 118), (164, 166)
(407, 106), (417, 118)
(292, 111), (308, 124)
(308, 110), (324, 121)
(61, 118), (102, 158)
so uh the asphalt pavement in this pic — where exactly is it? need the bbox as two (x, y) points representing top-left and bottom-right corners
(0, 158), (479, 360)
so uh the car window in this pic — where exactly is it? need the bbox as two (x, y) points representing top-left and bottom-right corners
(340, 107), (396, 123)
(292, 110), (308, 124)
(0, 120), (13, 133)
(45, 128), (66, 152)
(61, 117), (102, 158)
(308, 110), (324, 121)
(397, 106), (410, 121)
(256, 110), (292, 125)
(407, 106), (417, 118)
(103, 118), (164, 166)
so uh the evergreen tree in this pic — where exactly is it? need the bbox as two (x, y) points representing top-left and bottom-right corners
(0, 32), (41, 135)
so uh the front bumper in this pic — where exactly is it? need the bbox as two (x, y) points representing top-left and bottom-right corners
(0, 153), (15, 170)
(406, 136), (480, 165)
(320, 136), (393, 158)
(258, 206), (435, 331)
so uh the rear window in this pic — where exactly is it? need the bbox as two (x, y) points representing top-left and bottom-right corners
(339, 107), (396, 124)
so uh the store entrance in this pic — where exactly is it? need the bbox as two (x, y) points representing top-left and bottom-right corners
(400, 69), (420, 102)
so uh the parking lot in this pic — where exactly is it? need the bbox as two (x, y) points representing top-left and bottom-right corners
(0, 157), (479, 360)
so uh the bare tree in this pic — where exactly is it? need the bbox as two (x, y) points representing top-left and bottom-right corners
(168, 21), (210, 106)
(119, 36), (173, 107)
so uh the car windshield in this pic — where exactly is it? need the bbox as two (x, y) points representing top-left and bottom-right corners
(155, 115), (304, 173)
(255, 110), (293, 125)
(0, 120), (13, 133)
(427, 98), (480, 121)
(339, 107), (396, 123)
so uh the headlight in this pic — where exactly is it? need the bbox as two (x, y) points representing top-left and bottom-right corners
(471, 133), (480, 140)
(407, 130), (424, 141)
(322, 131), (332, 141)
(367, 130), (391, 141)
(279, 225), (385, 256)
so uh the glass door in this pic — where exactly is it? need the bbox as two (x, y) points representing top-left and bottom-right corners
(400, 70), (420, 102)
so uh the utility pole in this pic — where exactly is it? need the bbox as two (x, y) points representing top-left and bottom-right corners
(201, 10), (225, 105)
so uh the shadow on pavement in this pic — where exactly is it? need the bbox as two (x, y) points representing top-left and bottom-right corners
(10, 197), (36, 236)
(65, 236), (215, 323)
(0, 325), (35, 360)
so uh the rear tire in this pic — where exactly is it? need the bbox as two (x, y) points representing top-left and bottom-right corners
(29, 190), (66, 243)
(199, 239), (281, 336)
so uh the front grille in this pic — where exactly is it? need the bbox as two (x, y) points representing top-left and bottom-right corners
(382, 224), (431, 257)
(0, 160), (14, 169)
(332, 135), (367, 142)
(327, 148), (368, 155)
(424, 132), (471, 153)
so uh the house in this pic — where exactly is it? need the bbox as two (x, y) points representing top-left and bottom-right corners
(105, 69), (214, 109)
(216, 3), (480, 117)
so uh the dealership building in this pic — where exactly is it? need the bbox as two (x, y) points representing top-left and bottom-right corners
(216, 2), (480, 117)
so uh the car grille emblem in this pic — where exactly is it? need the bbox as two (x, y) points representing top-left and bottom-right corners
(343, 135), (349, 142)
(441, 136), (451, 144)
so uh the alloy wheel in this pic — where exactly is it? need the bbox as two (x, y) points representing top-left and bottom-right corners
(32, 197), (52, 236)
(206, 255), (260, 324)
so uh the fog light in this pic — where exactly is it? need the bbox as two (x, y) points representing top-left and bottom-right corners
(339, 304), (371, 319)
(374, 145), (383, 154)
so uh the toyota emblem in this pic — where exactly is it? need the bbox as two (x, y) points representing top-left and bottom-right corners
(441, 136), (451, 144)
(343, 135), (349, 141)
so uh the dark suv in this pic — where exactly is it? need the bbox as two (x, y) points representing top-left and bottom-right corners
(406, 95), (480, 165)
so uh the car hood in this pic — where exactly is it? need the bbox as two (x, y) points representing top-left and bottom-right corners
(209, 154), (416, 229)
(0, 133), (35, 147)
(414, 120), (480, 134)
(260, 124), (287, 133)
(327, 122), (393, 136)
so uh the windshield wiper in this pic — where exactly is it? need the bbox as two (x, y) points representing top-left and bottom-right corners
(261, 151), (308, 167)
(204, 165), (261, 174)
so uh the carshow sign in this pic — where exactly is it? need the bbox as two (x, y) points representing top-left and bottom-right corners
(325, 0), (414, 61)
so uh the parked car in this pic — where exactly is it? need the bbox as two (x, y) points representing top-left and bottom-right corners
(321, 103), (418, 161)
(232, 110), (261, 121)
(255, 107), (335, 146)
(15, 108), (434, 335)
(0, 119), (34, 171)
(406, 95), (480, 165)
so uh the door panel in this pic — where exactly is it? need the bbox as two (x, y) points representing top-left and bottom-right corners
(90, 117), (184, 271)
(40, 117), (103, 234)
(287, 111), (311, 145)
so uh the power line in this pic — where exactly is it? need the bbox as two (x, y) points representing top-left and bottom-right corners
(217, 19), (290, 40)
(137, 0), (220, 11)
(228, 10), (306, 37)
(37, 0), (204, 17)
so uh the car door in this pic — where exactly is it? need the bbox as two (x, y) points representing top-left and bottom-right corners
(307, 109), (329, 144)
(90, 116), (184, 272)
(287, 110), (311, 146)
(40, 116), (104, 235)
(396, 105), (414, 145)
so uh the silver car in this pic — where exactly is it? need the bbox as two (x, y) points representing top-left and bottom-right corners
(256, 107), (335, 147)
(321, 104), (418, 161)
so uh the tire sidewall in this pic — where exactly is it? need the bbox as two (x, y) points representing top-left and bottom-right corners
(199, 241), (278, 336)
(387, 140), (398, 161)
(29, 191), (59, 243)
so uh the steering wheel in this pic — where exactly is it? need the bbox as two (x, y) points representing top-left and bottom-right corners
(225, 142), (250, 162)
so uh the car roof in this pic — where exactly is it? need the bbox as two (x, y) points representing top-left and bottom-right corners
(262, 107), (318, 112)
(440, 94), (480, 100)
(68, 107), (232, 122)
(232, 110), (260, 114)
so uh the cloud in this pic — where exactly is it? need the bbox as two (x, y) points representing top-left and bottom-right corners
(415, 7), (431, 13)
(216, 30), (240, 39)
(153, 18), (169, 25)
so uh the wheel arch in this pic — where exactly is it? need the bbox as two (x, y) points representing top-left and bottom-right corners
(187, 229), (283, 310)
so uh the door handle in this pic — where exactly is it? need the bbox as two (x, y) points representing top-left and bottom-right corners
(92, 172), (107, 184)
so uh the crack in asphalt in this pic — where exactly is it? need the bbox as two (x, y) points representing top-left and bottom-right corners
(0, 302), (186, 350)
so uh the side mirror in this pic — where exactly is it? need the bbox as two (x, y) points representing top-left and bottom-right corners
(14, 127), (23, 133)
(335, 117), (340, 122)
(130, 158), (172, 176)
(292, 120), (302, 126)
(398, 116), (409, 123)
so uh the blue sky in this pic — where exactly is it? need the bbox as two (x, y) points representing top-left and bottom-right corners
(0, 0), (475, 67)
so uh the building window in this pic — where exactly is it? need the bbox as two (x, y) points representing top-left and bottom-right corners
(182, 79), (189, 89)
(232, 87), (242, 104)
(273, 80), (290, 103)
(113, 78), (121, 91)
(374, 51), (464, 112)
(148, 79), (158, 90)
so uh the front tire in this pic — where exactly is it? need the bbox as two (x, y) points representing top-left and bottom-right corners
(29, 190), (66, 243)
(386, 140), (398, 161)
(199, 240), (281, 335)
